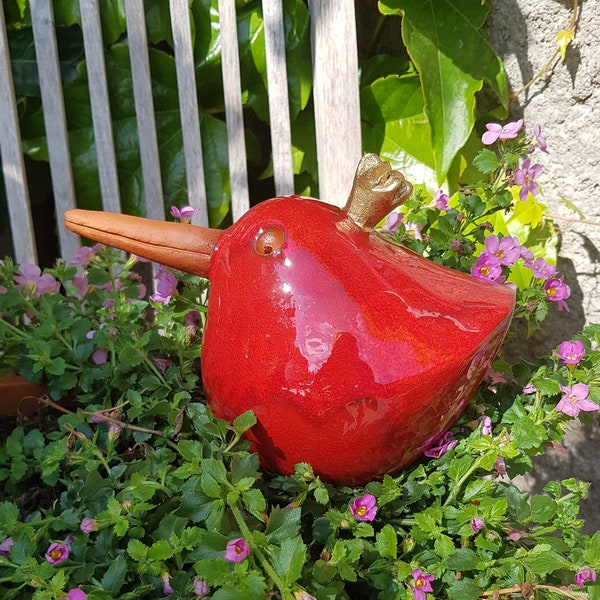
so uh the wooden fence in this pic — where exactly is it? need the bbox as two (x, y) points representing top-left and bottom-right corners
(0, 0), (362, 265)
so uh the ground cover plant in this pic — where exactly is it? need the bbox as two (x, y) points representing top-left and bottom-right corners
(1, 122), (600, 600)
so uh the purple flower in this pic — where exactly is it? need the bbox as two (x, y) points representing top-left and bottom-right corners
(423, 431), (458, 458)
(404, 221), (423, 241)
(554, 340), (585, 365)
(150, 266), (178, 305)
(80, 518), (98, 533)
(161, 572), (174, 595)
(70, 243), (104, 266)
(193, 577), (209, 597)
(294, 591), (317, 600)
(15, 264), (60, 297)
(575, 567), (597, 587)
(170, 205), (200, 223)
(531, 124), (548, 153)
(185, 310), (202, 338)
(92, 348), (109, 365)
(484, 235), (521, 267)
(544, 276), (571, 311)
(152, 357), (173, 374)
(59, 590), (87, 600)
(434, 189), (450, 211)
(224, 538), (250, 563)
(410, 568), (435, 600)
(494, 457), (507, 477)
(479, 415), (493, 436)
(527, 257), (557, 280)
(514, 158), (543, 201)
(349, 493), (378, 522)
(481, 118), (523, 145)
(470, 253), (504, 283)
(556, 383), (599, 417)
(45, 537), (73, 565)
(0, 537), (14, 557)
(470, 517), (485, 533)
(522, 383), (537, 395)
(385, 212), (404, 235)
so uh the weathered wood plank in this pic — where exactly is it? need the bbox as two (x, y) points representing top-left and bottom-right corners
(170, 0), (208, 227)
(124, 0), (164, 221)
(30, 0), (80, 260)
(218, 0), (250, 221)
(79, 0), (121, 214)
(309, 0), (362, 207)
(0, 3), (37, 265)
(262, 0), (294, 197)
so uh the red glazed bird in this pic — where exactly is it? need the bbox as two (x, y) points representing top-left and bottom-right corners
(64, 155), (514, 486)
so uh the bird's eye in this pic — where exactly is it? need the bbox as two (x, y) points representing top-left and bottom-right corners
(254, 228), (285, 257)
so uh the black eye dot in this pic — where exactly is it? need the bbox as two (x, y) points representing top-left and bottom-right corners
(255, 228), (285, 257)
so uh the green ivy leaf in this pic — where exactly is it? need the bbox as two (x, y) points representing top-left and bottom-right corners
(379, 0), (508, 181)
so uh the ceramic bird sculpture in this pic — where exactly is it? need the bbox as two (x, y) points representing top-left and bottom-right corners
(64, 155), (515, 485)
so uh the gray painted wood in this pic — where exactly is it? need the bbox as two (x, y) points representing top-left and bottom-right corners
(218, 0), (250, 221)
(0, 3), (37, 265)
(30, 0), (80, 260)
(80, 0), (121, 214)
(309, 0), (362, 207)
(124, 0), (164, 221)
(262, 0), (294, 197)
(170, 0), (209, 227)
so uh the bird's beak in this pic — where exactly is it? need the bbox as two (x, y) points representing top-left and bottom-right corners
(64, 209), (222, 278)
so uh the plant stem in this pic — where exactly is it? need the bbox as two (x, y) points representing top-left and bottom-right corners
(443, 454), (485, 507)
(229, 502), (287, 594)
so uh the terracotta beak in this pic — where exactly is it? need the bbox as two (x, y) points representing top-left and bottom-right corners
(64, 209), (222, 278)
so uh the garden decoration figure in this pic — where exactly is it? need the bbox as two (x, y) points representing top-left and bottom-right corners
(64, 154), (515, 485)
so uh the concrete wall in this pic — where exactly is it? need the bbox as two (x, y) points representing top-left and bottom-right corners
(487, 0), (600, 533)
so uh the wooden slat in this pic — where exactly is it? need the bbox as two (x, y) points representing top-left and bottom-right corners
(309, 0), (362, 207)
(30, 0), (80, 260)
(262, 0), (294, 197)
(218, 0), (250, 221)
(0, 4), (37, 265)
(79, 0), (121, 214)
(124, 0), (164, 221)
(170, 0), (209, 227)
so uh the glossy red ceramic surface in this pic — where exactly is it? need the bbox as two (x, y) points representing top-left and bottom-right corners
(201, 196), (514, 485)
(64, 163), (515, 486)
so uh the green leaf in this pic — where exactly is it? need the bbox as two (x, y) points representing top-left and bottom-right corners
(100, 553), (127, 594)
(511, 416), (547, 449)
(265, 506), (302, 543)
(447, 578), (484, 600)
(127, 539), (148, 562)
(524, 544), (570, 576)
(445, 548), (480, 571)
(473, 149), (500, 174)
(529, 495), (557, 524)
(271, 536), (306, 586)
(233, 410), (257, 433)
(148, 539), (176, 561)
(375, 524), (398, 559)
(379, 0), (508, 181)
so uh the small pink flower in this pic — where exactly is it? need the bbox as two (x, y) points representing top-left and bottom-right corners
(522, 383), (537, 395)
(514, 158), (543, 201)
(575, 567), (597, 587)
(59, 589), (87, 600)
(0, 537), (14, 557)
(434, 189), (450, 211)
(481, 118), (523, 145)
(80, 518), (98, 533)
(531, 124), (548, 153)
(70, 243), (104, 266)
(556, 383), (599, 417)
(170, 205), (200, 223)
(385, 212), (404, 235)
(152, 357), (173, 374)
(410, 568), (435, 600)
(185, 310), (202, 338)
(527, 257), (557, 280)
(45, 537), (73, 565)
(507, 530), (523, 542)
(224, 538), (250, 563)
(193, 577), (209, 597)
(161, 572), (174, 595)
(150, 266), (178, 305)
(484, 235), (521, 267)
(493, 457), (507, 477)
(349, 493), (378, 522)
(404, 221), (423, 241)
(92, 348), (109, 365)
(294, 591), (317, 600)
(470, 253), (504, 283)
(479, 416), (493, 436)
(15, 264), (60, 297)
(544, 276), (570, 311)
(423, 431), (458, 459)
(554, 340), (585, 365)
(470, 517), (485, 533)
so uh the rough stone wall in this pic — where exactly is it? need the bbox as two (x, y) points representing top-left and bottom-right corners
(486, 0), (600, 533)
